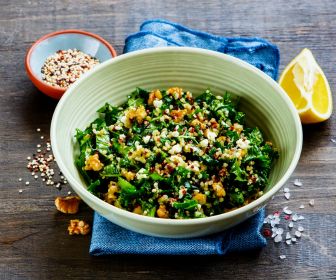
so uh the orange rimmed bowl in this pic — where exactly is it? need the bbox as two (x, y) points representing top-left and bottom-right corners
(25, 29), (117, 99)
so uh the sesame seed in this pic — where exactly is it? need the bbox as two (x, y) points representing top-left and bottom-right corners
(36, 128), (41, 132)
(309, 199), (315, 206)
(18, 178), (22, 182)
(40, 136), (44, 139)
(19, 189), (23, 193)
(25, 181), (29, 185)
(68, 191), (72, 195)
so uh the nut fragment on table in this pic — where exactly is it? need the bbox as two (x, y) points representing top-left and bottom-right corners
(68, 219), (90, 235)
(55, 196), (81, 214)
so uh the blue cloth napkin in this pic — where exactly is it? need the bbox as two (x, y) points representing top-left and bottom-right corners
(90, 19), (280, 256)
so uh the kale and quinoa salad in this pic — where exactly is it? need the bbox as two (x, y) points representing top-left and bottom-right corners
(75, 87), (278, 219)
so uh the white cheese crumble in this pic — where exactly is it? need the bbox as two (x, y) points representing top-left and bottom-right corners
(143, 135), (151, 144)
(206, 130), (217, 141)
(114, 125), (122, 130)
(200, 139), (209, 148)
(178, 188), (185, 199)
(236, 138), (250, 149)
(171, 131), (179, 137)
(169, 144), (182, 154)
(136, 168), (148, 180)
(153, 99), (163, 108)
(120, 115), (126, 125)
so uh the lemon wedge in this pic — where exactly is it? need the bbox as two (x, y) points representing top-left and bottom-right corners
(279, 48), (333, 124)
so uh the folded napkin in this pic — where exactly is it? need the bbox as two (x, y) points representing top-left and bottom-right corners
(90, 19), (280, 256)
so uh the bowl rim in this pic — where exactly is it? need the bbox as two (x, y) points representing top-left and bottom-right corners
(51, 46), (303, 226)
(25, 29), (117, 95)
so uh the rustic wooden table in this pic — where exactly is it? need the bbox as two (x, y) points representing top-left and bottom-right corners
(1, 0), (335, 279)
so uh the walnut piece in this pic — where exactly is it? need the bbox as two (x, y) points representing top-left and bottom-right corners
(55, 196), (81, 214)
(84, 154), (104, 171)
(104, 181), (119, 204)
(68, 219), (90, 235)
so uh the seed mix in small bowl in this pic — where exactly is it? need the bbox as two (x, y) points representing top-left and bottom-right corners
(41, 49), (100, 88)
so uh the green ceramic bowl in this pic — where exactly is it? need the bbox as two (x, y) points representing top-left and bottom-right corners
(51, 47), (302, 238)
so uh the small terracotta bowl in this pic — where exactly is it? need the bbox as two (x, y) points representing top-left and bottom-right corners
(25, 29), (117, 99)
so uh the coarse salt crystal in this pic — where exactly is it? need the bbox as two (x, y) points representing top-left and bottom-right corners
(274, 235), (282, 243)
(279, 255), (286, 259)
(277, 228), (284, 235)
(331, 139), (336, 143)
(288, 222), (294, 228)
(283, 187), (290, 193)
(295, 231), (302, 238)
(283, 207), (292, 215)
(286, 239), (292, 245)
(298, 226), (304, 232)
(299, 204), (305, 209)
(309, 199), (315, 206)
(286, 232), (291, 239)
(284, 192), (291, 200)
(292, 237), (297, 242)
(294, 179), (302, 187)
(292, 214), (299, 221)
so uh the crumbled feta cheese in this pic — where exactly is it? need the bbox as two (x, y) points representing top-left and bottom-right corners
(120, 115), (126, 124)
(136, 168), (148, 180)
(206, 130), (217, 141)
(169, 155), (187, 167)
(187, 161), (200, 172)
(143, 135), (151, 144)
(171, 131), (179, 137)
(178, 188), (185, 199)
(169, 144), (182, 154)
(135, 141), (142, 149)
(236, 138), (250, 149)
(153, 99), (163, 108)
(114, 125), (122, 130)
(200, 139), (209, 148)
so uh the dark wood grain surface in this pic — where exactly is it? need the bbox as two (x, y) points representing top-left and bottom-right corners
(1, 0), (335, 279)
